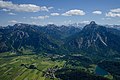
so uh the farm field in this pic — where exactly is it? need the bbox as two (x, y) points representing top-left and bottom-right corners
(0, 52), (65, 80)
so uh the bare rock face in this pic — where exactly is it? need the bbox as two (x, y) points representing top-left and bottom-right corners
(65, 21), (120, 56)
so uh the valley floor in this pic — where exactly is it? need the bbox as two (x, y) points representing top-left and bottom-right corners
(0, 52), (65, 80)
(0, 51), (115, 80)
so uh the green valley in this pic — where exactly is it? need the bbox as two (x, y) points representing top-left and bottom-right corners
(0, 52), (65, 80)
(0, 51), (113, 80)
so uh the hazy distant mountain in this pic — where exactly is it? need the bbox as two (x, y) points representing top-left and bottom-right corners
(68, 23), (86, 29)
(105, 25), (120, 30)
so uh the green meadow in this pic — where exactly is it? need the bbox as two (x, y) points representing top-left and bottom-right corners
(0, 52), (65, 80)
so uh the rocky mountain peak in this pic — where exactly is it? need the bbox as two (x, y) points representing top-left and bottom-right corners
(82, 21), (105, 32)
(90, 21), (96, 25)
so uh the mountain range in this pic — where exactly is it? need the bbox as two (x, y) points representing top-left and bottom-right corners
(0, 21), (120, 61)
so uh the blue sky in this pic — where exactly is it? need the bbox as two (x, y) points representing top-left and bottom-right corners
(0, 0), (120, 26)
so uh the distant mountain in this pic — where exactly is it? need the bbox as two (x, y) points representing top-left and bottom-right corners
(0, 23), (80, 53)
(68, 23), (86, 29)
(42, 24), (81, 40)
(0, 23), (59, 53)
(65, 21), (120, 59)
(105, 25), (120, 30)
(0, 21), (120, 59)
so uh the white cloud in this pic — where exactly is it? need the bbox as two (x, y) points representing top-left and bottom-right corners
(62, 9), (85, 16)
(102, 18), (111, 20)
(8, 20), (18, 23)
(92, 11), (102, 14)
(110, 8), (120, 13)
(51, 13), (60, 16)
(48, 7), (54, 10)
(106, 12), (120, 17)
(8, 12), (16, 15)
(31, 15), (49, 20)
(80, 21), (90, 24)
(2, 8), (10, 12)
(106, 8), (120, 17)
(0, 0), (49, 12)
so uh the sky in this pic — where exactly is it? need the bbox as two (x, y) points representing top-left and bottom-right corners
(0, 0), (120, 26)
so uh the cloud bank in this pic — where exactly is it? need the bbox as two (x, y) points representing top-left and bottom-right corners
(106, 8), (120, 17)
(0, 0), (49, 12)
